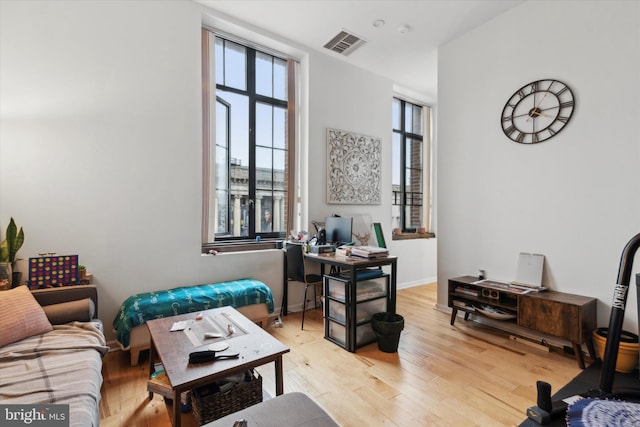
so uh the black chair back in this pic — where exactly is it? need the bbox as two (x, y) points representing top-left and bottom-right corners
(286, 243), (305, 282)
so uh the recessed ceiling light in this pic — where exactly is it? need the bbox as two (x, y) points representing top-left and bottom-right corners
(373, 19), (385, 28)
(397, 24), (412, 34)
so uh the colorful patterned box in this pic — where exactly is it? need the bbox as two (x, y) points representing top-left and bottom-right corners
(28, 255), (79, 289)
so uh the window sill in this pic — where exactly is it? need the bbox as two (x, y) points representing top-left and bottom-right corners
(392, 232), (435, 241)
(202, 239), (283, 254)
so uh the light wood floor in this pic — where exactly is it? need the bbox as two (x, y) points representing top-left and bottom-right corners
(99, 283), (583, 426)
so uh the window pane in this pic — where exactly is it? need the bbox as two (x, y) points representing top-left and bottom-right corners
(215, 145), (228, 186)
(224, 41), (246, 91)
(392, 98), (401, 130)
(404, 168), (422, 192)
(272, 190), (285, 232)
(230, 195), (249, 237)
(392, 133), (401, 187)
(216, 90), (249, 167)
(215, 38), (224, 84)
(391, 205), (401, 230)
(256, 52), (273, 97)
(405, 205), (422, 229)
(256, 146), (273, 181)
(412, 104), (423, 135)
(405, 168), (422, 193)
(273, 106), (286, 149)
(216, 190), (229, 234)
(256, 102), (273, 148)
(216, 100), (229, 148)
(273, 58), (287, 101)
(273, 148), (285, 173)
(405, 138), (422, 166)
(404, 103), (412, 133)
(258, 196), (273, 232)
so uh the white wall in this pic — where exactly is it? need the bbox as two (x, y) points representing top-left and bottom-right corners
(305, 52), (438, 287)
(437, 1), (640, 332)
(0, 0), (437, 342)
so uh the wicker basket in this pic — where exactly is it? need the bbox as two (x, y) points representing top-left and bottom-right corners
(191, 370), (263, 425)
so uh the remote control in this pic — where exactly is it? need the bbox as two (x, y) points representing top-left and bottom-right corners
(189, 350), (218, 364)
(188, 350), (239, 364)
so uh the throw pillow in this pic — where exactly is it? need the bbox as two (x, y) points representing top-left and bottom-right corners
(42, 298), (95, 324)
(0, 285), (53, 347)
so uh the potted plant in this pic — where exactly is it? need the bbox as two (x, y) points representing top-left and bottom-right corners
(1, 217), (25, 287)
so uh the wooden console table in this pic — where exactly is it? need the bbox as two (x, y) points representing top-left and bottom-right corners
(448, 276), (597, 368)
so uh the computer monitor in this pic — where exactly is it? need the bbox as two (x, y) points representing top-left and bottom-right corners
(324, 216), (353, 246)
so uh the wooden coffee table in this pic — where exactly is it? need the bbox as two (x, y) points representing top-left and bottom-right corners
(146, 306), (289, 427)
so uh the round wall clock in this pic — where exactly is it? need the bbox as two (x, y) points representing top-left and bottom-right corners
(501, 79), (575, 144)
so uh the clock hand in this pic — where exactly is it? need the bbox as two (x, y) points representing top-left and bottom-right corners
(526, 90), (551, 122)
(511, 112), (529, 119)
(530, 110), (553, 118)
(539, 105), (560, 112)
(508, 101), (559, 121)
(534, 90), (550, 111)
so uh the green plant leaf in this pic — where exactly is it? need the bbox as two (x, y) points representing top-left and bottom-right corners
(0, 240), (8, 263)
(3, 218), (24, 266)
(14, 227), (24, 257)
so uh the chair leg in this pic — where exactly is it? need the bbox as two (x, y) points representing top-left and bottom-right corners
(301, 284), (309, 330)
(313, 283), (319, 309)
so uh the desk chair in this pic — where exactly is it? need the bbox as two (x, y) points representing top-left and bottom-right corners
(286, 243), (323, 330)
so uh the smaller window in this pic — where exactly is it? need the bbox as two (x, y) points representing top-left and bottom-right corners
(392, 97), (430, 233)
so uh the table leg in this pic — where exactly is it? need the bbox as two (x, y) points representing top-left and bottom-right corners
(281, 249), (288, 316)
(275, 355), (284, 395)
(390, 260), (397, 313)
(348, 266), (357, 352)
(586, 336), (597, 362)
(450, 308), (458, 326)
(148, 336), (156, 400)
(573, 342), (586, 369)
(172, 389), (181, 427)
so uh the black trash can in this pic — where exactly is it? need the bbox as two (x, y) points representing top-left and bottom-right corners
(371, 312), (404, 353)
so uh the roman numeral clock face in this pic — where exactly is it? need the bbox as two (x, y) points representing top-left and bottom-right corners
(501, 79), (575, 144)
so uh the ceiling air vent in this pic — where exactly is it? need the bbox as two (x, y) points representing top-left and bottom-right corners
(323, 30), (366, 56)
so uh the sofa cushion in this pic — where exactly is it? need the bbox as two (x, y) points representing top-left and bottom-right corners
(0, 285), (53, 346)
(42, 297), (95, 324)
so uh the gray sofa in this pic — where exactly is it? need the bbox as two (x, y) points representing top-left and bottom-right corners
(203, 392), (339, 427)
(0, 285), (108, 427)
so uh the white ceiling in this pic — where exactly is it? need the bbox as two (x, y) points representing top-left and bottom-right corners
(196, 0), (525, 101)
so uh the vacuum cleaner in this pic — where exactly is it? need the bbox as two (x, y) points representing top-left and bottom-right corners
(527, 232), (640, 424)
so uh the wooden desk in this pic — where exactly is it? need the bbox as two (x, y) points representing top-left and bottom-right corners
(305, 253), (398, 312)
(146, 306), (290, 427)
(305, 253), (398, 352)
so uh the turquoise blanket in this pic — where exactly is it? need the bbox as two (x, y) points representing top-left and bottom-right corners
(112, 279), (274, 349)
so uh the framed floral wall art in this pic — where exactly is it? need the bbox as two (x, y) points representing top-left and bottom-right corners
(326, 128), (381, 205)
